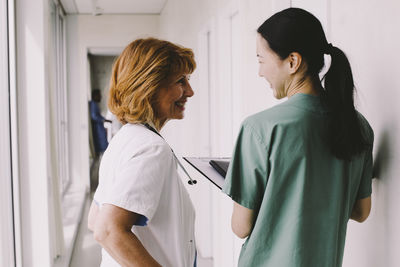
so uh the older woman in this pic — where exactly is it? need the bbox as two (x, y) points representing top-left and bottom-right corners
(88, 38), (197, 267)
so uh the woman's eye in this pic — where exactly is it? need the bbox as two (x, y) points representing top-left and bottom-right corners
(178, 78), (185, 84)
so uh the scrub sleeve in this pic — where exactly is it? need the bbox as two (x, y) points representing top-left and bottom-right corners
(223, 123), (269, 210)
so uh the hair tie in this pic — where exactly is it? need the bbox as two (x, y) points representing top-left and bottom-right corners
(325, 43), (334, 54)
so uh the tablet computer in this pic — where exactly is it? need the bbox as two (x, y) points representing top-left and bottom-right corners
(183, 157), (230, 189)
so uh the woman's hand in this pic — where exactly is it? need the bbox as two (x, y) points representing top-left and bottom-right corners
(92, 203), (162, 267)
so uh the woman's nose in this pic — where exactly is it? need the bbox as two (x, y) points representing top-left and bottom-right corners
(185, 83), (194, 97)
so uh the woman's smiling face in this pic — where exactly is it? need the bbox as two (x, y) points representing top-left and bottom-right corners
(256, 34), (290, 99)
(153, 74), (194, 124)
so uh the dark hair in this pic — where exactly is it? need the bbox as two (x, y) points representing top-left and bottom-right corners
(92, 89), (101, 99)
(257, 8), (368, 160)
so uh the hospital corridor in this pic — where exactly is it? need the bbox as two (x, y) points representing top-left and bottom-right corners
(1, 0), (399, 267)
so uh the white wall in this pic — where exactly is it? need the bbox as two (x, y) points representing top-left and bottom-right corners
(159, 0), (400, 266)
(329, 1), (400, 266)
(66, 14), (159, 188)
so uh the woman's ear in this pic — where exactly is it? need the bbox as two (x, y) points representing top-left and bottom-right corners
(287, 52), (302, 74)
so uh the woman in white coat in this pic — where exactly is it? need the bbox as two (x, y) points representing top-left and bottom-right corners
(88, 37), (197, 267)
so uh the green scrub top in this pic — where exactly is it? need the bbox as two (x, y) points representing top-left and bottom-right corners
(222, 93), (374, 267)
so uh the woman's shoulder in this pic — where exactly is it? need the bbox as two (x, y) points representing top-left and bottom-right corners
(110, 123), (170, 153)
(238, 105), (290, 145)
(356, 111), (374, 144)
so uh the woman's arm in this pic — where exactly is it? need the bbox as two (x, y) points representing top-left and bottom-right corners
(93, 203), (161, 267)
(231, 201), (256, 239)
(350, 196), (371, 223)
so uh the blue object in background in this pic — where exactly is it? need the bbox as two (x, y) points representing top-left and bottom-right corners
(89, 100), (108, 154)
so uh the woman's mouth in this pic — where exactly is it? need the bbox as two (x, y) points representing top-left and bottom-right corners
(175, 100), (186, 110)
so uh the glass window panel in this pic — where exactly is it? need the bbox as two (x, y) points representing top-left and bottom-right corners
(0, 0), (16, 265)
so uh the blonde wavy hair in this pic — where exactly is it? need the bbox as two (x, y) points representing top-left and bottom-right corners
(108, 37), (196, 130)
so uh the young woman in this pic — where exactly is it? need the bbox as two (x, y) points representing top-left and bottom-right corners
(223, 8), (374, 267)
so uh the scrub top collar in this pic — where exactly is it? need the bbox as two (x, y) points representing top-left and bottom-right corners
(287, 93), (328, 114)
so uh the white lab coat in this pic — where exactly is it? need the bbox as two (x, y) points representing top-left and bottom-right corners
(94, 123), (196, 267)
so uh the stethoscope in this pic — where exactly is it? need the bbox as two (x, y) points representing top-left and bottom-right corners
(144, 123), (197, 185)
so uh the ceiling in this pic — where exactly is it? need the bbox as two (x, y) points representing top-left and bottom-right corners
(60, 0), (168, 15)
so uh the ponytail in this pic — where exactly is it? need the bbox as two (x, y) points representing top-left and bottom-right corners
(257, 8), (369, 160)
(322, 46), (368, 160)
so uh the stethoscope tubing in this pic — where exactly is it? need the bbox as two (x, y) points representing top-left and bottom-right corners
(144, 123), (197, 185)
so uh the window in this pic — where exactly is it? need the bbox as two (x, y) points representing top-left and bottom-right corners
(50, 1), (68, 261)
(51, 2), (70, 195)
(0, 0), (16, 266)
